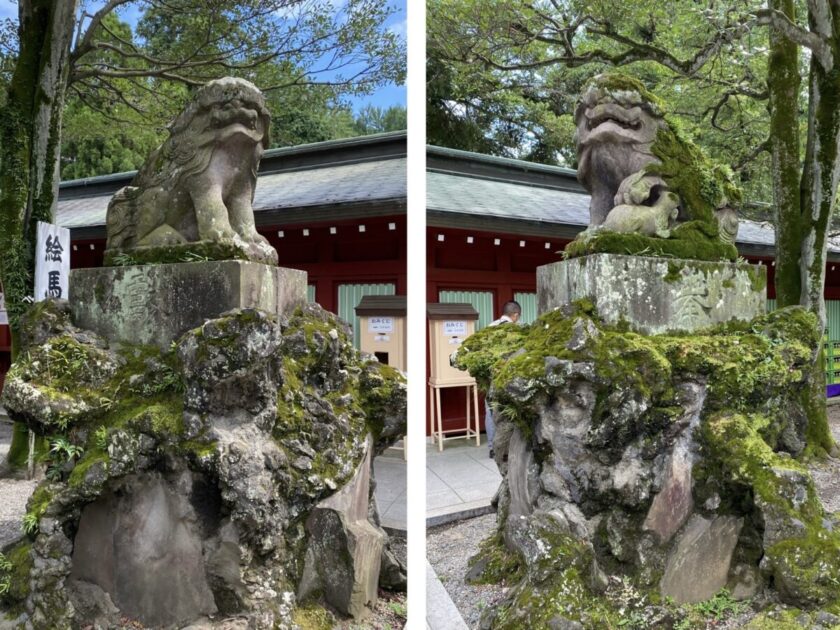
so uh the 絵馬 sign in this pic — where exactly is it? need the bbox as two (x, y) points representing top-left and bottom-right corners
(34, 222), (70, 302)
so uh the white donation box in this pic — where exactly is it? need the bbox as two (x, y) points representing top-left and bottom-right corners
(355, 295), (406, 371)
(427, 303), (478, 386)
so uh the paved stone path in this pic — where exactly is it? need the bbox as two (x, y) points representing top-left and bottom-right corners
(426, 437), (501, 526)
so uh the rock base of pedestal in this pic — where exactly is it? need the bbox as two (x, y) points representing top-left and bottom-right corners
(537, 254), (766, 334)
(0, 302), (407, 630)
(453, 302), (839, 629)
(69, 260), (306, 347)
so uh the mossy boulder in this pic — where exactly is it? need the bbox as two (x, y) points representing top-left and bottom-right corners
(0, 302), (406, 629)
(455, 303), (838, 628)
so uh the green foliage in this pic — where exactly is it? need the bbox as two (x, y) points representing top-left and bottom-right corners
(674, 589), (746, 629)
(0, 543), (33, 608)
(0, 553), (11, 596)
(353, 104), (407, 135)
(93, 426), (108, 450)
(427, 0), (774, 202)
(21, 513), (38, 536)
(45, 435), (84, 481)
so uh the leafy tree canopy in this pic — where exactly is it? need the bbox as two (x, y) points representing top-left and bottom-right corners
(2, 3), (406, 181)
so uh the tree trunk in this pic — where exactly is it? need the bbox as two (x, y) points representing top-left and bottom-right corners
(769, 0), (803, 309)
(798, 8), (840, 336)
(791, 5), (840, 457)
(0, 0), (78, 358)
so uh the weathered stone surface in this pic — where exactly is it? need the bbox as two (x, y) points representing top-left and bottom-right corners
(65, 580), (120, 629)
(70, 471), (218, 627)
(538, 254), (766, 334)
(454, 301), (836, 627)
(105, 77), (277, 266)
(299, 440), (385, 618)
(601, 190), (680, 238)
(506, 427), (538, 520)
(660, 514), (743, 604)
(642, 382), (705, 543)
(70, 260), (306, 347)
(728, 563), (760, 600)
(0, 305), (407, 629)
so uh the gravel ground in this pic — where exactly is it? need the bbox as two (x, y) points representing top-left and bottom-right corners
(0, 420), (38, 550)
(426, 513), (507, 628)
(427, 409), (840, 629)
(809, 403), (840, 513)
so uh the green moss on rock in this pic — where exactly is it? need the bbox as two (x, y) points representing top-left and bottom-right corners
(564, 226), (739, 262)
(467, 532), (525, 586)
(291, 605), (335, 630)
(104, 240), (250, 266)
(6, 422), (47, 470)
(0, 542), (32, 608)
(456, 303), (838, 626)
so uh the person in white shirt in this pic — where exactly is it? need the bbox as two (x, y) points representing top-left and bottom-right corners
(485, 300), (522, 458)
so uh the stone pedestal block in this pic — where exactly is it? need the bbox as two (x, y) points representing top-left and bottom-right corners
(70, 260), (307, 347)
(537, 254), (766, 334)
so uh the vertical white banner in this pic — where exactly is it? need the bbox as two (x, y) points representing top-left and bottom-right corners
(34, 221), (70, 302)
(0, 291), (7, 325)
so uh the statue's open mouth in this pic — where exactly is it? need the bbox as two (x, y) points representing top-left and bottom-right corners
(211, 103), (261, 131)
(584, 103), (643, 132)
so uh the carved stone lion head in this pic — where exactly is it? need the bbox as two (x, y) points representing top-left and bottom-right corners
(140, 77), (271, 188)
(574, 75), (665, 197)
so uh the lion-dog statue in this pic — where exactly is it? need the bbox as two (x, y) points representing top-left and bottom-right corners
(105, 77), (277, 265)
(574, 74), (740, 246)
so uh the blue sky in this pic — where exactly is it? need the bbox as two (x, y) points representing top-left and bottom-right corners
(0, 0), (406, 112)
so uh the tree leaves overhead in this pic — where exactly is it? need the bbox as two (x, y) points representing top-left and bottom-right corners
(7, 1), (408, 180)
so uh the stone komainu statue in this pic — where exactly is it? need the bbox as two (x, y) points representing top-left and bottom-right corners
(105, 77), (278, 265)
(574, 74), (740, 248)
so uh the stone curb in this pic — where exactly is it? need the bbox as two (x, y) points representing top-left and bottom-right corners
(426, 501), (495, 528)
(426, 560), (469, 630)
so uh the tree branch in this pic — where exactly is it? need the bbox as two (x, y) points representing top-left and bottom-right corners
(70, 0), (133, 63)
(753, 7), (833, 68)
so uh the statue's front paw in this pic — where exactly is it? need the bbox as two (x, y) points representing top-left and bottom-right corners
(246, 230), (271, 247)
(204, 227), (240, 242)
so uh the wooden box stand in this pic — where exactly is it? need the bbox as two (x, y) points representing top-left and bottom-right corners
(427, 303), (481, 451)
